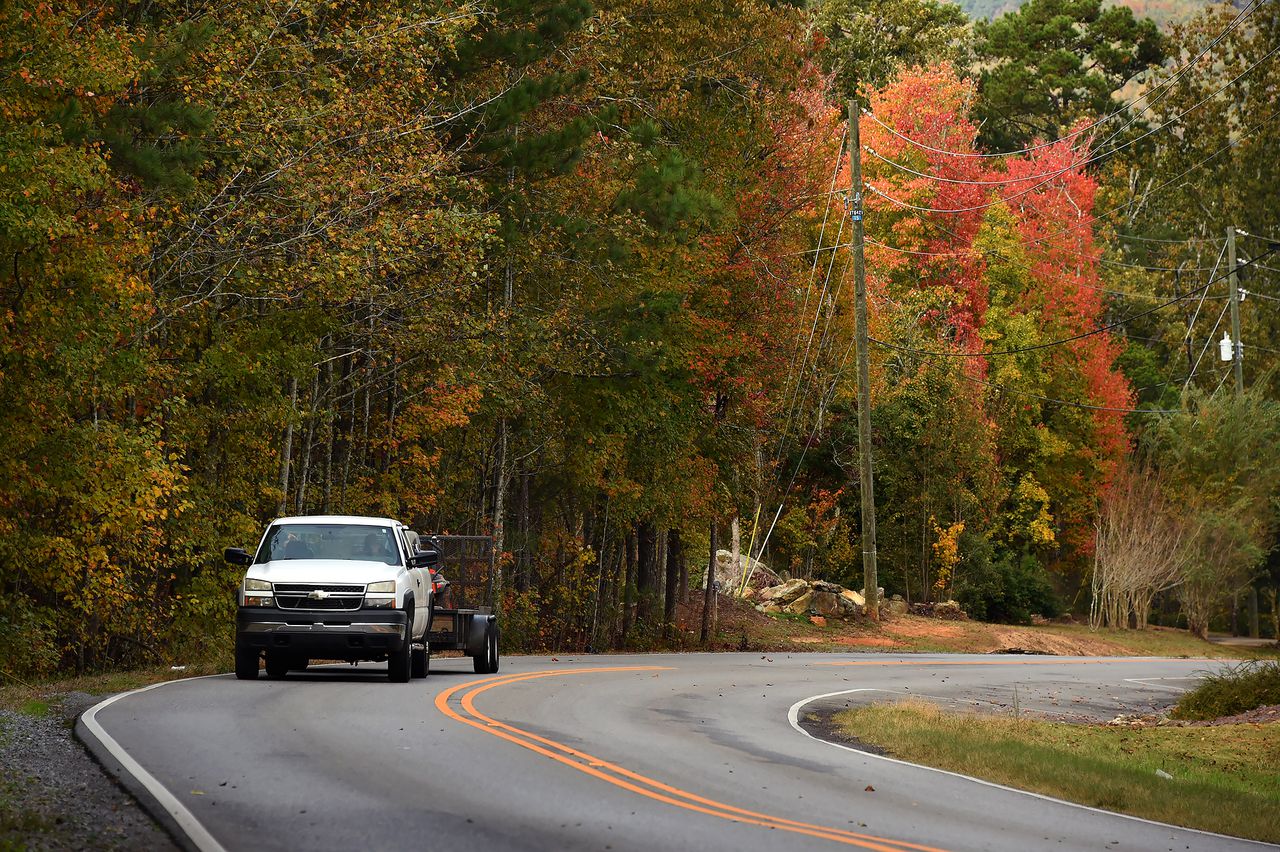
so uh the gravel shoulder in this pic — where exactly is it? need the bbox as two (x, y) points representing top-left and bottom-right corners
(0, 693), (176, 852)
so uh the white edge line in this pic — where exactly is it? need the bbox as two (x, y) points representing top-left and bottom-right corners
(80, 675), (230, 852)
(787, 687), (1279, 850)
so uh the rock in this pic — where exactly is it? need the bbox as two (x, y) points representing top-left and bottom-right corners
(837, 596), (863, 617)
(890, 594), (904, 602)
(783, 591), (814, 614)
(882, 598), (909, 616)
(839, 588), (865, 607)
(812, 580), (843, 594)
(765, 578), (810, 605)
(934, 600), (967, 620)
(1155, 769), (1173, 780)
(715, 549), (783, 595)
(810, 591), (842, 617)
(755, 601), (783, 615)
(740, 586), (756, 600)
(809, 615), (827, 627)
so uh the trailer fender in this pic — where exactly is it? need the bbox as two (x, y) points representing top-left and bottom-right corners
(466, 614), (496, 656)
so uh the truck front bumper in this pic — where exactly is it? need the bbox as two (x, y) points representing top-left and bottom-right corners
(236, 608), (409, 657)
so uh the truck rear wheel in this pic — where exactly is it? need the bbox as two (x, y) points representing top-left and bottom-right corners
(235, 645), (259, 680)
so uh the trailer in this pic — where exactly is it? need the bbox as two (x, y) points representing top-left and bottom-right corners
(421, 535), (500, 674)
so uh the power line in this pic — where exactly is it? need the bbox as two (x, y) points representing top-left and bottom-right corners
(871, 248), (1278, 359)
(958, 371), (1177, 414)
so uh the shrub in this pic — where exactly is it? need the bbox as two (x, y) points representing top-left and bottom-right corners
(1171, 661), (1280, 721)
(953, 534), (1061, 624)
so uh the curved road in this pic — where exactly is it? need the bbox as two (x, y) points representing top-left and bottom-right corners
(79, 653), (1273, 852)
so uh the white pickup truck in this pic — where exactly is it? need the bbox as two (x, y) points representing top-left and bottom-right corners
(225, 515), (437, 682)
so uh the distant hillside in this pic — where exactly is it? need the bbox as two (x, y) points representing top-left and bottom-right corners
(951, 0), (1218, 28)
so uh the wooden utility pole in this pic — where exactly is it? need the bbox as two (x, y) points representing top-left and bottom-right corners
(849, 100), (880, 621)
(1226, 226), (1244, 397)
(1226, 225), (1260, 639)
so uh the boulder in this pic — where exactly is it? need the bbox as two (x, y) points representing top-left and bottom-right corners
(716, 549), (783, 595)
(934, 600), (967, 620)
(755, 601), (783, 615)
(763, 578), (809, 605)
(840, 588), (865, 607)
(837, 596), (863, 617)
(810, 591), (842, 617)
(809, 615), (827, 627)
(883, 598), (909, 616)
(783, 591), (814, 614)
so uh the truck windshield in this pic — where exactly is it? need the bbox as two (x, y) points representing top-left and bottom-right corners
(254, 524), (401, 565)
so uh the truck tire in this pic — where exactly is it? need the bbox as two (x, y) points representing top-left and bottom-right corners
(235, 645), (259, 680)
(488, 627), (500, 674)
(411, 645), (429, 679)
(265, 650), (289, 679)
(389, 609), (412, 682)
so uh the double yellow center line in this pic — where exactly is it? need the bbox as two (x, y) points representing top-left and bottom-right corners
(435, 667), (953, 852)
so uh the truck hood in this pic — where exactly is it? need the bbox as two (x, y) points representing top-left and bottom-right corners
(247, 559), (399, 586)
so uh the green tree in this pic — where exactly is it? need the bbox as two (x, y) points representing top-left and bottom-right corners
(812, 0), (970, 97)
(973, 0), (1163, 150)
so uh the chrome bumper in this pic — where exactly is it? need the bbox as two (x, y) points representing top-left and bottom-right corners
(239, 621), (405, 636)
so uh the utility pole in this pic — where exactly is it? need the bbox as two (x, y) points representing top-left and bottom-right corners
(848, 100), (879, 621)
(1226, 225), (1260, 639)
(1226, 226), (1244, 397)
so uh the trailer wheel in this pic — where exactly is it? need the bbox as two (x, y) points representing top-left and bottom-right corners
(472, 623), (499, 674)
(235, 645), (259, 680)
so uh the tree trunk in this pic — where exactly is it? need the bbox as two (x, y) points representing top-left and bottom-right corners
(700, 521), (718, 644)
(664, 529), (682, 639)
(637, 520), (657, 622)
(622, 529), (637, 640)
(490, 420), (508, 611)
(278, 376), (298, 516)
(730, 515), (741, 590)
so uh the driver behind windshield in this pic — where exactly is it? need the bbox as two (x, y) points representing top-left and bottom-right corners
(362, 531), (397, 564)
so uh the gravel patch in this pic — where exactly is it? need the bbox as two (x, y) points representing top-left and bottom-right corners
(0, 697), (176, 851)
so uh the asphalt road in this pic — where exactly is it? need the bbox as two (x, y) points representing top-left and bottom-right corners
(80, 653), (1274, 852)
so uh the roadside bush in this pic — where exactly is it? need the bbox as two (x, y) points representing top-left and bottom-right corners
(1171, 661), (1280, 721)
(953, 535), (1061, 624)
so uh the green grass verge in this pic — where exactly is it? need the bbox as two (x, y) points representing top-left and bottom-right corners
(833, 700), (1280, 844)
(0, 664), (223, 713)
(1172, 660), (1280, 720)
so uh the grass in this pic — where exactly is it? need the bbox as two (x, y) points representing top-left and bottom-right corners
(833, 700), (1280, 843)
(1172, 660), (1280, 720)
(16, 700), (48, 718)
(0, 664), (223, 713)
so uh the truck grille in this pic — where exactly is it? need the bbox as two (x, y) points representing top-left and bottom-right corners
(272, 583), (366, 611)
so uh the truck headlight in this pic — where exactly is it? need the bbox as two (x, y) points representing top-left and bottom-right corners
(364, 580), (395, 608)
(243, 578), (273, 607)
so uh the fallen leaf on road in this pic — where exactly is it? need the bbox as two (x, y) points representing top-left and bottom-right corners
(864, 785), (875, 792)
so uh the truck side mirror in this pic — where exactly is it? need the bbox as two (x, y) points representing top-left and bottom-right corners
(408, 549), (440, 569)
(224, 547), (253, 566)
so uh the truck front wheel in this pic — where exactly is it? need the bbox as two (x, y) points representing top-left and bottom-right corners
(235, 645), (260, 680)
(388, 610), (413, 682)
(265, 650), (290, 679)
